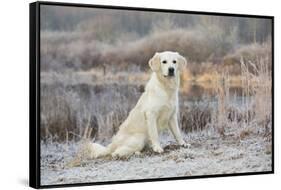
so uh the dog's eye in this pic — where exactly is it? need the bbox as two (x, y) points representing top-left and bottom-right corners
(162, 60), (167, 64)
(173, 60), (177, 64)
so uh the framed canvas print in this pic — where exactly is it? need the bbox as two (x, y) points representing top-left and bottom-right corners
(29, 1), (274, 188)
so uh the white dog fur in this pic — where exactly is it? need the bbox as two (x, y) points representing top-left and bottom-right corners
(87, 51), (189, 158)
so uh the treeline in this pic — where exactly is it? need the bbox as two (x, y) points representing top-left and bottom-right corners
(41, 5), (271, 44)
(40, 5), (272, 72)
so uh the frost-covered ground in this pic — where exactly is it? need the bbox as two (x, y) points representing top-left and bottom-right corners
(40, 125), (272, 186)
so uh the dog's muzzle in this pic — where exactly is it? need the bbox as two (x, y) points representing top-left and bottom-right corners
(168, 67), (175, 76)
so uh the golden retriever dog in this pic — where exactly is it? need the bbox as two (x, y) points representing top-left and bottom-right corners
(86, 51), (189, 158)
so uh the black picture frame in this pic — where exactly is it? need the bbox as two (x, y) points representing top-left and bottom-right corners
(29, 1), (274, 189)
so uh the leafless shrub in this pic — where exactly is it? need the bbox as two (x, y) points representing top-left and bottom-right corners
(40, 82), (142, 142)
(41, 25), (240, 73)
(180, 104), (212, 133)
(223, 42), (271, 74)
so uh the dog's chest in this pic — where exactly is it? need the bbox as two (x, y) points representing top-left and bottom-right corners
(157, 103), (175, 130)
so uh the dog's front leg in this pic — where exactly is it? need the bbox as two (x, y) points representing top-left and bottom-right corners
(145, 111), (163, 153)
(169, 114), (190, 148)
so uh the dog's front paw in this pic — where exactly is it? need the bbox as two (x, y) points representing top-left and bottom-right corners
(152, 144), (164, 153)
(179, 141), (191, 148)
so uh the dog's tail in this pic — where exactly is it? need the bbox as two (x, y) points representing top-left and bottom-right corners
(89, 142), (112, 158)
(80, 141), (112, 159)
(66, 140), (112, 168)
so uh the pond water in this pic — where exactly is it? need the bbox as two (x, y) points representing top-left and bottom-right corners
(180, 83), (253, 109)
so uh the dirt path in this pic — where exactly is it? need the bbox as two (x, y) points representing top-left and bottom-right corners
(40, 127), (272, 186)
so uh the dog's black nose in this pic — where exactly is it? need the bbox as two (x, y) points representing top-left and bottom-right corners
(168, 67), (174, 75)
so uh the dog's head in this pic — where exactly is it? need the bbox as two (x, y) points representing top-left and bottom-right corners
(149, 51), (187, 78)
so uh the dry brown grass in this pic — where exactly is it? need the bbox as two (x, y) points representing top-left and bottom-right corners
(180, 56), (271, 137)
(40, 82), (142, 142)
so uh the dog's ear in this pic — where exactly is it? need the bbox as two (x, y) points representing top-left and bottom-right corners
(149, 52), (160, 72)
(178, 54), (187, 71)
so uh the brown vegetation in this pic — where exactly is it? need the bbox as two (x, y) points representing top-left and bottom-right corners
(40, 56), (271, 142)
(40, 6), (272, 142)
